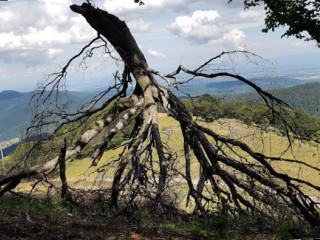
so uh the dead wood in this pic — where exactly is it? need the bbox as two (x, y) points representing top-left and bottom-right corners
(0, 2), (319, 227)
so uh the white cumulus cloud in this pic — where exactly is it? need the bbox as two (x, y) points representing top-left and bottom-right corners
(103, 0), (187, 16)
(48, 48), (64, 58)
(0, 0), (96, 64)
(147, 48), (165, 57)
(168, 10), (223, 44)
(103, 0), (244, 17)
(127, 19), (152, 33)
(227, 9), (265, 29)
(210, 29), (246, 50)
(167, 9), (264, 48)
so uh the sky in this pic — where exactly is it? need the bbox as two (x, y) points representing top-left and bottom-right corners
(0, 0), (319, 92)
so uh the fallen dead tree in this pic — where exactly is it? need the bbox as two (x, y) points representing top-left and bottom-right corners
(0, 1), (319, 227)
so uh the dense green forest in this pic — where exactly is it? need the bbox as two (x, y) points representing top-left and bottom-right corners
(226, 82), (320, 116)
(182, 93), (320, 141)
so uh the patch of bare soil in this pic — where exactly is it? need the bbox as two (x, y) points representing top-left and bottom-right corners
(0, 214), (271, 240)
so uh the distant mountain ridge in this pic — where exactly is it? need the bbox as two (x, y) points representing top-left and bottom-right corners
(173, 76), (309, 97)
(206, 76), (303, 94)
(0, 90), (106, 142)
(0, 90), (23, 101)
(1, 78), (320, 142)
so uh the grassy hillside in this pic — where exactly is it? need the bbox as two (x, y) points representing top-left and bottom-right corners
(3, 113), (320, 239)
(68, 114), (320, 191)
(9, 114), (320, 199)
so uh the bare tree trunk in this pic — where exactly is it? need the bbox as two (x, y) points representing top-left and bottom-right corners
(0, 145), (4, 175)
(58, 139), (69, 200)
(70, 3), (171, 204)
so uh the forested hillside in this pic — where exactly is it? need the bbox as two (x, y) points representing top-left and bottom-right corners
(0, 90), (23, 101)
(226, 82), (320, 116)
(0, 91), (103, 141)
(174, 76), (304, 96)
(0, 92), (33, 141)
(182, 93), (320, 141)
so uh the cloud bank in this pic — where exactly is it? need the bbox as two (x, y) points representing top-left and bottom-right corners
(168, 9), (264, 48)
(0, 0), (96, 63)
(103, 0), (244, 16)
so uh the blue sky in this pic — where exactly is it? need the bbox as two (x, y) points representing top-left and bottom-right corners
(0, 0), (318, 92)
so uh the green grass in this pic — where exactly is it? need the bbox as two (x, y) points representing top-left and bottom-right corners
(0, 194), (318, 239)
(0, 195), (70, 219)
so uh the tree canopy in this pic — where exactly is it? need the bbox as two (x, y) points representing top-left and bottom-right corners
(230, 0), (320, 45)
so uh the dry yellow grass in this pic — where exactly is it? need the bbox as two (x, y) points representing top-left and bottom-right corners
(16, 113), (320, 200)
(159, 114), (320, 183)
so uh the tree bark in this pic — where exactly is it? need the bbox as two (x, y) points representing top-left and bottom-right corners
(58, 139), (69, 199)
(70, 3), (171, 204)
